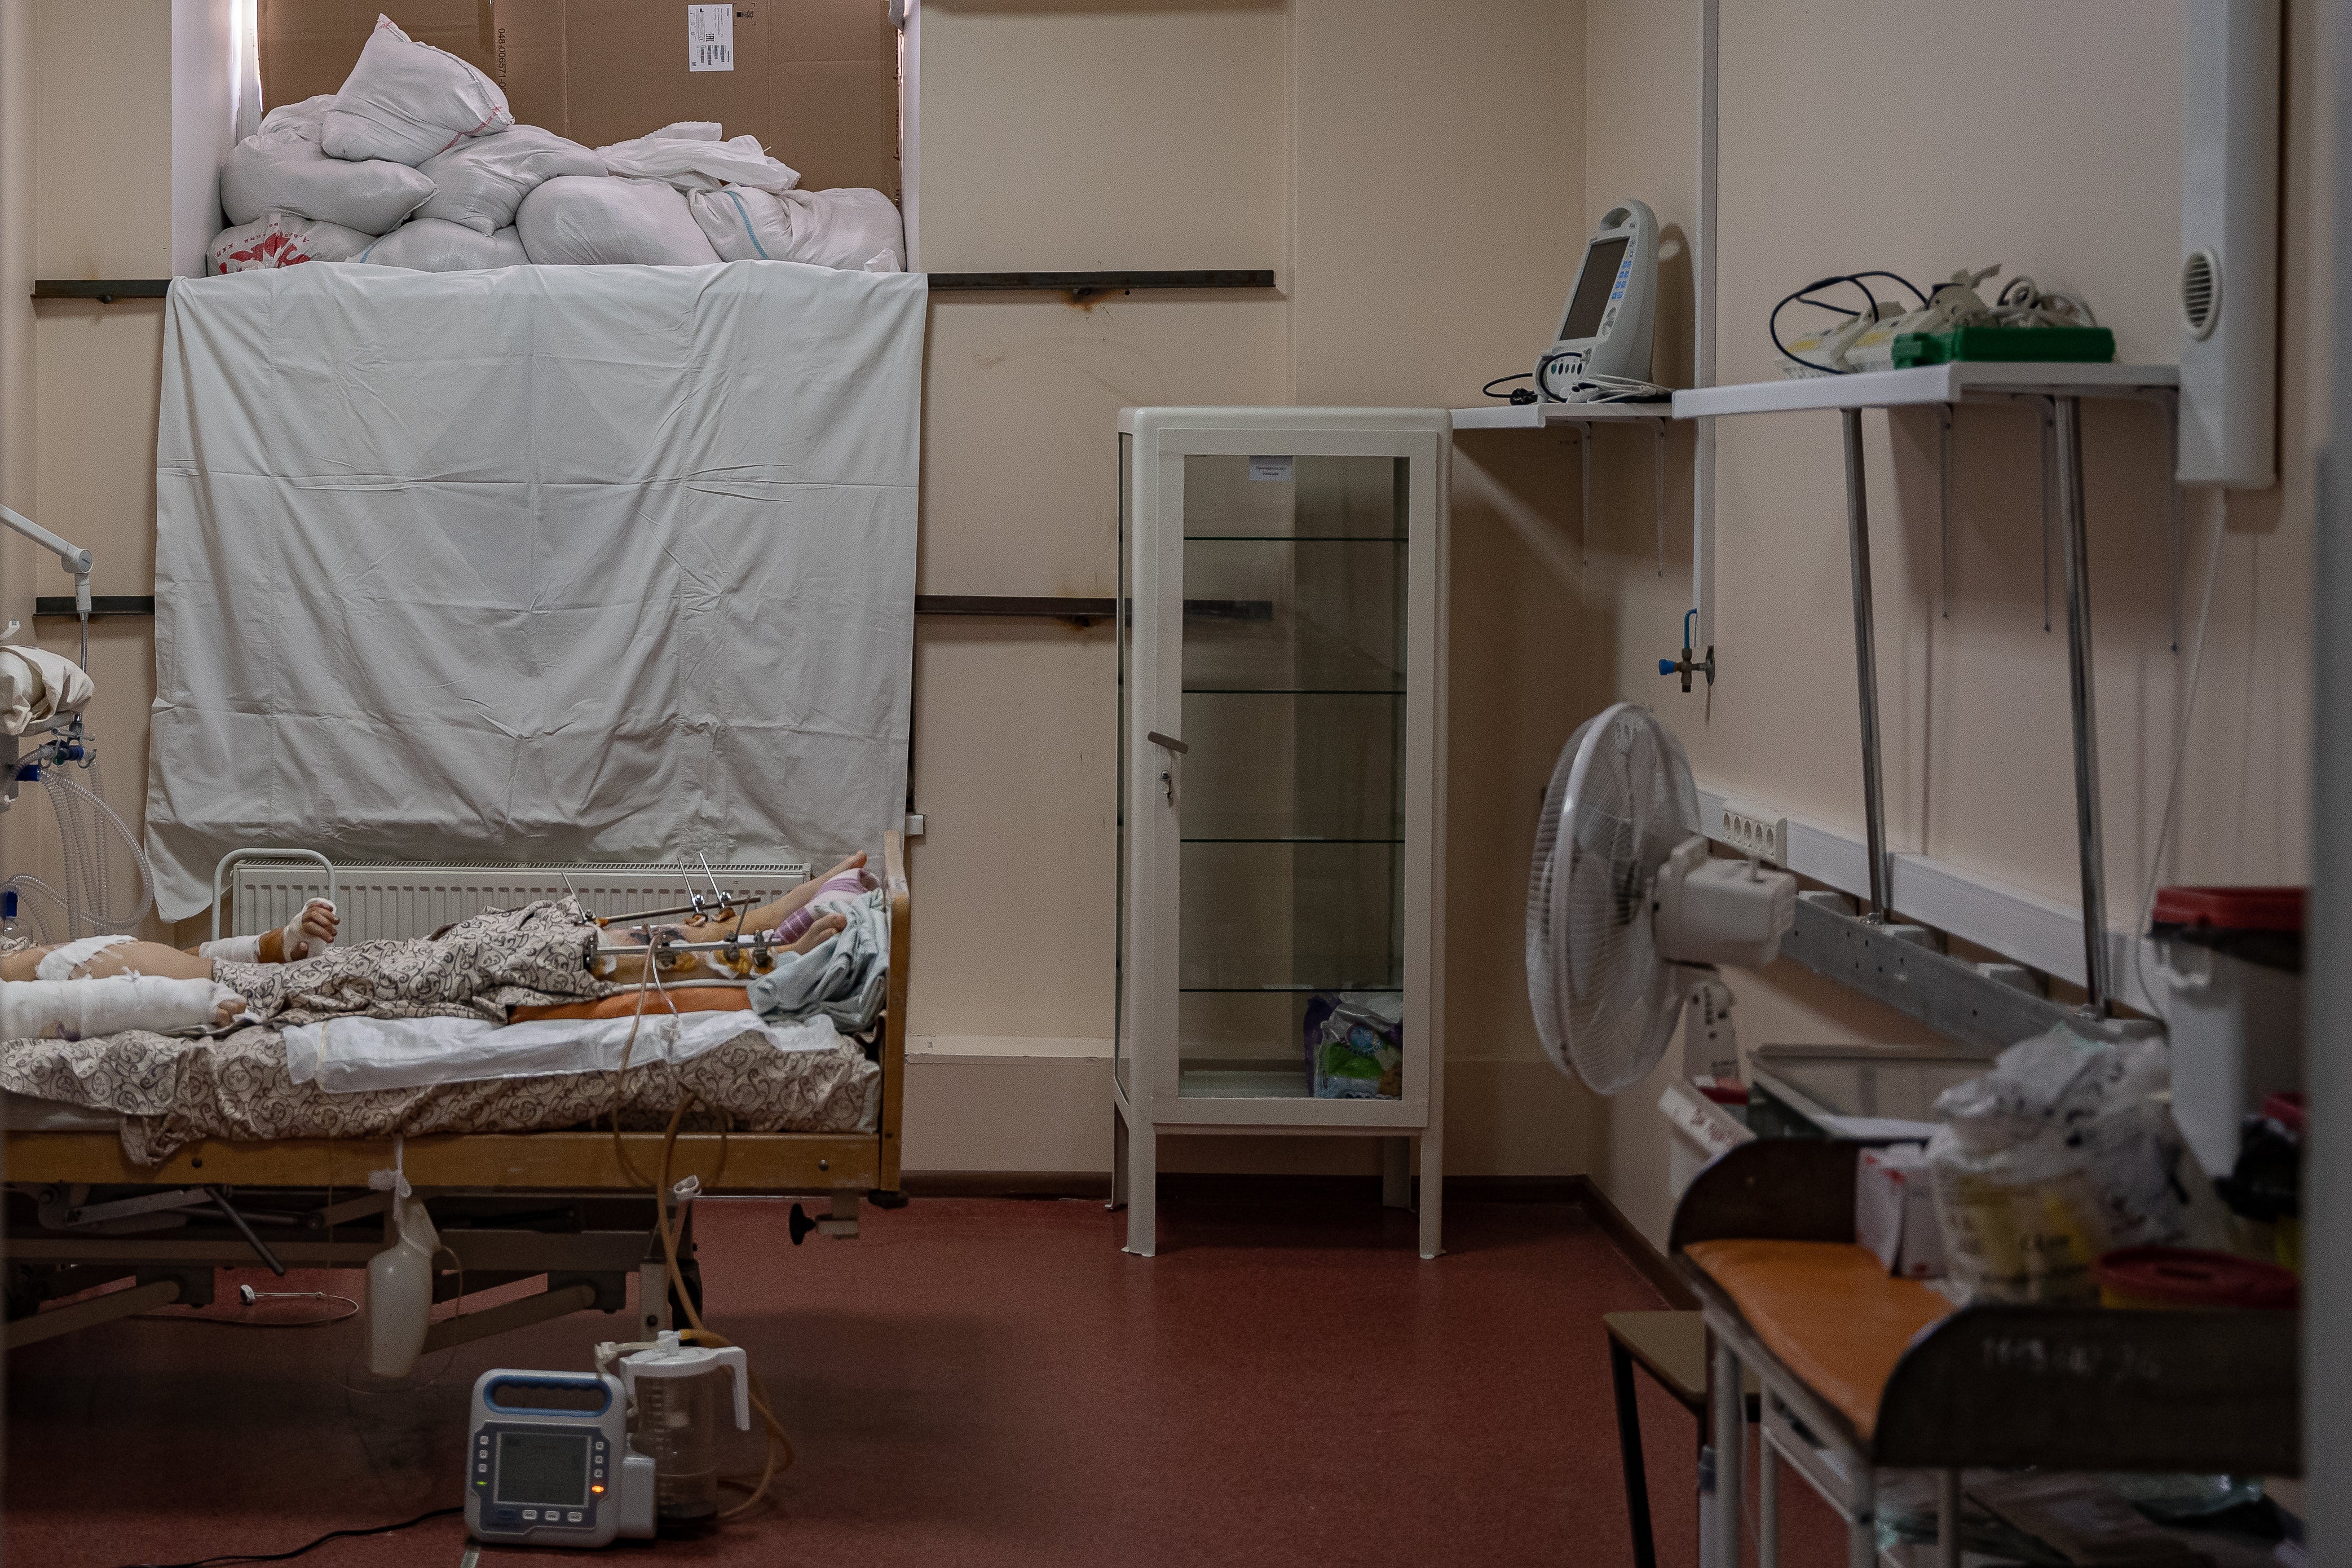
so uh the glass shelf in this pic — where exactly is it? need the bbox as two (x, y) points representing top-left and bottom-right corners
(1182, 687), (1403, 695)
(1182, 536), (1407, 542)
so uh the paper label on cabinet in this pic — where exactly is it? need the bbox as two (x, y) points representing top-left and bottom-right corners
(689, 5), (735, 70)
(1247, 456), (1294, 482)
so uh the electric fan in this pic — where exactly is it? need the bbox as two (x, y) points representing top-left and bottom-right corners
(1525, 702), (1798, 1094)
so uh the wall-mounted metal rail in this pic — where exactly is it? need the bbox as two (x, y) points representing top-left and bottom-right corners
(34, 272), (1280, 304)
(32, 280), (171, 302)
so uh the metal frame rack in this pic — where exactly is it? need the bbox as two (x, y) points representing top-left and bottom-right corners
(1672, 361), (2181, 1016)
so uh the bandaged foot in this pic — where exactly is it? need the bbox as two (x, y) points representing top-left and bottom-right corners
(701, 853), (868, 943)
(0, 974), (245, 1039)
(771, 865), (878, 944)
(195, 900), (338, 964)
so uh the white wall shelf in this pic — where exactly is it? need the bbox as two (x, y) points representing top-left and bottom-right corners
(1451, 400), (1671, 429)
(1671, 361), (2177, 418)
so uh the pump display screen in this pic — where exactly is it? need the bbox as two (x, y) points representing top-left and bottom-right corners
(495, 1431), (591, 1507)
(1560, 236), (1629, 341)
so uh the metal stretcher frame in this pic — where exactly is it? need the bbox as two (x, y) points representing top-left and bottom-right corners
(1670, 1139), (2300, 1568)
(1, 834), (911, 1345)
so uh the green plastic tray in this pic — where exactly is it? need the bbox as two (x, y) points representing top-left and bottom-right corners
(1890, 325), (2116, 368)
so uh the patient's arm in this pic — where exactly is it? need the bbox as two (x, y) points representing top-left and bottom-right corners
(182, 900), (339, 964)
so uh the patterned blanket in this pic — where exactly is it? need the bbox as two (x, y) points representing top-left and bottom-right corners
(0, 901), (882, 1164)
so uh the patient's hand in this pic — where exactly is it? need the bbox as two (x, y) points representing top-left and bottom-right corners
(214, 993), (248, 1028)
(784, 912), (847, 953)
(280, 900), (338, 960)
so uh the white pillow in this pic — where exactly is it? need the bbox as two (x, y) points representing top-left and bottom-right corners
(323, 14), (513, 166)
(416, 126), (604, 235)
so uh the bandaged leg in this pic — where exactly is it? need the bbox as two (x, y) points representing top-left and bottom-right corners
(1, 939), (218, 983)
(1, 974), (245, 1038)
(194, 900), (339, 964)
(593, 910), (847, 984)
(664, 853), (868, 947)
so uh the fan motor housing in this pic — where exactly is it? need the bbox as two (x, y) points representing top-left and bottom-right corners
(1653, 837), (1797, 970)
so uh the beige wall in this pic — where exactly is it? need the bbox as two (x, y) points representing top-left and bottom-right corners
(1576, 0), (2338, 1244)
(905, 0), (1590, 1175)
(0, 3), (2330, 1217)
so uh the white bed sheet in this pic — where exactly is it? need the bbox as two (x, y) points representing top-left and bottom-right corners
(283, 1008), (845, 1094)
(146, 259), (927, 920)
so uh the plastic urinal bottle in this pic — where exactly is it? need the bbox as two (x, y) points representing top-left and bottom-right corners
(366, 1193), (439, 1377)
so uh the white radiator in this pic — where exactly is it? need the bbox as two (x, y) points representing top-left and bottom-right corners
(227, 860), (811, 944)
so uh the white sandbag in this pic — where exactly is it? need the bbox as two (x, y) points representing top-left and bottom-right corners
(416, 125), (604, 233)
(514, 176), (721, 266)
(597, 122), (799, 193)
(0, 646), (92, 735)
(689, 186), (904, 271)
(220, 99), (434, 234)
(209, 213), (378, 273)
(355, 218), (528, 272)
(323, 14), (512, 166)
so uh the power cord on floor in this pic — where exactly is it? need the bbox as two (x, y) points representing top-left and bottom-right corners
(107, 1505), (462, 1568)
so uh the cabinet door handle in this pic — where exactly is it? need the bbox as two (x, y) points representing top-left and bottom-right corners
(1147, 731), (1189, 755)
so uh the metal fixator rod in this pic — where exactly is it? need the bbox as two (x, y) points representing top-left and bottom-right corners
(1841, 408), (1891, 921)
(2054, 397), (2112, 1015)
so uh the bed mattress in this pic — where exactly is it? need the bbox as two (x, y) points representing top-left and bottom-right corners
(0, 1019), (880, 1164)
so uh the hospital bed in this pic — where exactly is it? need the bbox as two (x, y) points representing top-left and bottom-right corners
(0, 834), (910, 1353)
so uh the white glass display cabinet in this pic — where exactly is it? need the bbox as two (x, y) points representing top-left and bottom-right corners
(1113, 408), (1450, 1260)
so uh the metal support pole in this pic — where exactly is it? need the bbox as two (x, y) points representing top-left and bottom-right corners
(1654, 418), (1669, 577)
(1937, 1468), (1963, 1568)
(1841, 408), (1891, 920)
(2039, 398), (2057, 632)
(2162, 388), (2184, 652)
(1578, 423), (1592, 567)
(1710, 1335), (1744, 1568)
(2054, 397), (2113, 1015)
(1849, 1464), (1878, 1568)
(1759, 1424), (1780, 1568)
(1610, 1340), (1661, 1568)
(1939, 404), (1954, 619)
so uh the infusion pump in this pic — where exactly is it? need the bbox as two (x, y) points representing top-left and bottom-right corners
(1535, 199), (1661, 401)
(467, 1371), (656, 1548)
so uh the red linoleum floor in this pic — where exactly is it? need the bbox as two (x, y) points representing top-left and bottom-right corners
(5, 1193), (1843, 1567)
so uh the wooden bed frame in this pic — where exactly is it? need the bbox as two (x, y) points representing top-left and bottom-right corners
(0, 835), (910, 1348)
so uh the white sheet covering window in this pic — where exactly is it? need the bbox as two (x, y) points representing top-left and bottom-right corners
(145, 261), (926, 921)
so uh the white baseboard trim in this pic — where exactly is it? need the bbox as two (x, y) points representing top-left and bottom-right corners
(1697, 782), (2159, 1015)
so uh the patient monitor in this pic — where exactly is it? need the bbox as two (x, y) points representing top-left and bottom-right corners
(467, 1371), (657, 1548)
(1535, 200), (1661, 401)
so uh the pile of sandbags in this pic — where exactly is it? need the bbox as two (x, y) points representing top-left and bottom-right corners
(212, 13), (904, 279)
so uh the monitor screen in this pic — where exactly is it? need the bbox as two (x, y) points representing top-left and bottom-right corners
(496, 1431), (591, 1508)
(1559, 236), (1629, 342)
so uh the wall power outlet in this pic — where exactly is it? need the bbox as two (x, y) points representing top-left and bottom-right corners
(1719, 800), (1788, 866)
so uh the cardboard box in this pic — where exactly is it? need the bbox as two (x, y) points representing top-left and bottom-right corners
(1855, 1143), (1946, 1279)
(260, 1), (900, 197)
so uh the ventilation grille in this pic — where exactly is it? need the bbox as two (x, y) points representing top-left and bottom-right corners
(228, 861), (812, 944)
(2181, 248), (2221, 339)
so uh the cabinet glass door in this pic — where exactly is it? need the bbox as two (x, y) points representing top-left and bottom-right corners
(1176, 453), (1407, 1098)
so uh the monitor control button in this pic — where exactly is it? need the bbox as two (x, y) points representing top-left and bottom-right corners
(522, 1510), (537, 1521)
(568, 1511), (585, 1523)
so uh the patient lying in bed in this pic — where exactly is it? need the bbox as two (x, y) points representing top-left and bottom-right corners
(0, 853), (872, 1036)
